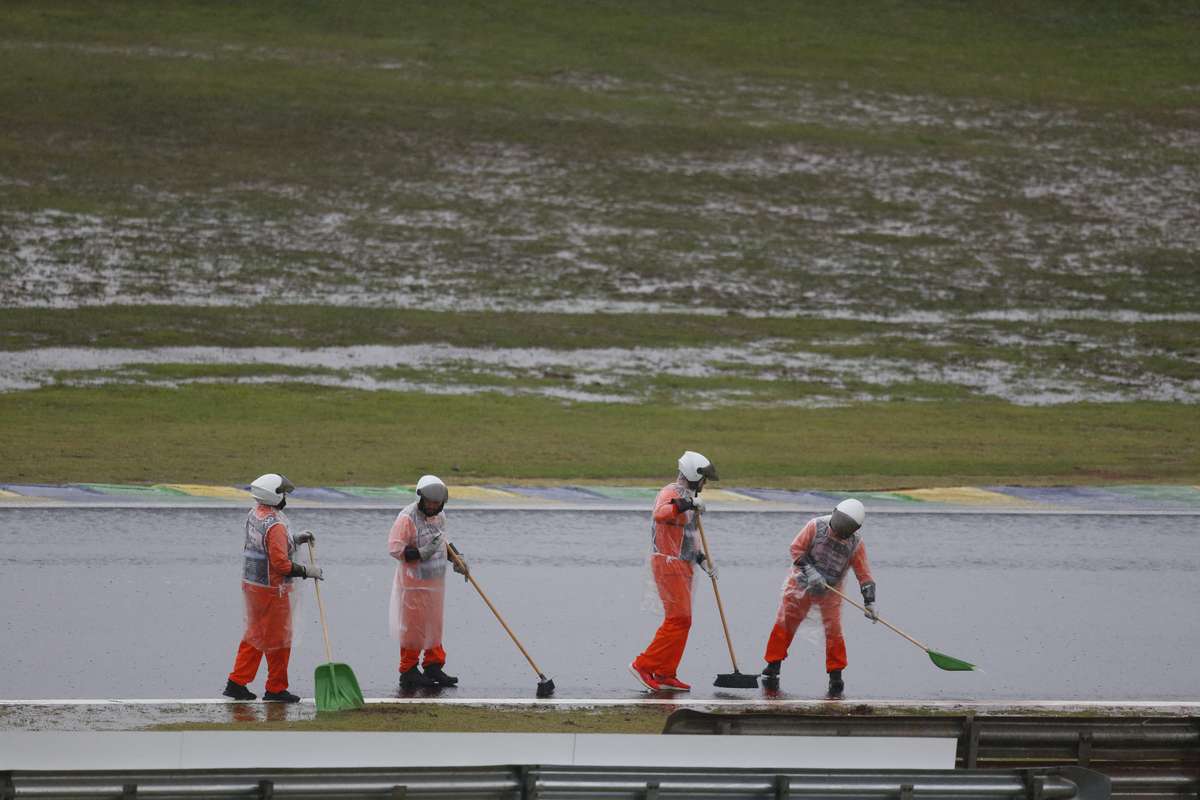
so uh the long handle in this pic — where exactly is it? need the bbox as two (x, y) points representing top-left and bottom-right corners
(447, 543), (548, 680)
(695, 516), (742, 673)
(308, 541), (334, 664)
(825, 582), (930, 653)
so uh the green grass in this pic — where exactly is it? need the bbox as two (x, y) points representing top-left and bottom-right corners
(152, 704), (673, 734)
(0, 384), (1195, 487)
(144, 701), (1194, 734)
(0, 306), (869, 351)
(4, 1), (1197, 109)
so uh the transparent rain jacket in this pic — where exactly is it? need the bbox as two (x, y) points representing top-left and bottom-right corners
(240, 505), (299, 652)
(776, 515), (873, 628)
(387, 500), (448, 649)
(642, 479), (700, 616)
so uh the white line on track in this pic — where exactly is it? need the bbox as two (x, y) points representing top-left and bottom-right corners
(3, 698), (1199, 711)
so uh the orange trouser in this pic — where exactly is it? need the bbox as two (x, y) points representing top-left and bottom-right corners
(229, 639), (291, 693)
(633, 559), (693, 678)
(764, 590), (847, 673)
(400, 644), (446, 673)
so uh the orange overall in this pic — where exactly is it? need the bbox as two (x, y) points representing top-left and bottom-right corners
(228, 505), (297, 693)
(764, 516), (873, 673)
(633, 481), (700, 680)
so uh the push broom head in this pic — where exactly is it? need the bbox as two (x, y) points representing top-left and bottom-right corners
(928, 650), (976, 671)
(536, 676), (556, 697)
(714, 671), (760, 689)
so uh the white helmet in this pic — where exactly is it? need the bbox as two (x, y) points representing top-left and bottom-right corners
(249, 473), (295, 507)
(415, 474), (448, 506)
(677, 450), (719, 482)
(830, 497), (865, 536)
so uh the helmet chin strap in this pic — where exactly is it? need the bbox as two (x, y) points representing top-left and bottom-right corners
(276, 497), (287, 510)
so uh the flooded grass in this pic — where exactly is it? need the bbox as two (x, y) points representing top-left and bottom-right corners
(2, 308), (1196, 406)
(1, 2), (1198, 318)
(0, 2), (1196, 484)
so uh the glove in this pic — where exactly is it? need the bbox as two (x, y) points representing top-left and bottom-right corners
(672, 496), (694, 513)
(691, 497), (707, 515)
(402, 545), (421, 563)
(299, 564), (324, 581)
(860, 581), (878, 622)
(696, 553), (717, 580)
(294, 530), (315, 545)
(451, 554), (469, 580)
(417, 530), (444, 561)
(800, 563), (828, 594)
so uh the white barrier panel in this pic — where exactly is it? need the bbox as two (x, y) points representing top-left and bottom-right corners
(0, 731), (956, 771)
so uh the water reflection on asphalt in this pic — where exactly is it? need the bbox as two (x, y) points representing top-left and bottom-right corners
(1, 508), (1197, 702)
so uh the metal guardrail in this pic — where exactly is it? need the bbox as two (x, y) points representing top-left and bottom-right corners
(661, 712), (1200, 799)
(0, 766), (1108, 800)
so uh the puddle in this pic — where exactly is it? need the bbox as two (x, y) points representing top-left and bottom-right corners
(2, 342), (1196, 405)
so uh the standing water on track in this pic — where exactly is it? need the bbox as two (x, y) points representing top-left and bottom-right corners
(0, 508), (1197, 701)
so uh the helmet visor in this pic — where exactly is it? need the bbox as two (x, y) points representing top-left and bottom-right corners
(829, 509), (861, 537)
(277, 475), (296, 495)
(697, 463), (719, 482)
(418, 483), (449, 505)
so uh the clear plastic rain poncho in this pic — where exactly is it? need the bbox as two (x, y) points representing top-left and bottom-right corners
(240, 506), (302, 652)
(388, 500), (448, 650)
(774, 515), (865, 644)
(641, 479), (701, 617)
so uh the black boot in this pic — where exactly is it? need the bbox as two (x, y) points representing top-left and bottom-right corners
(762, 660), (782, 677)
(263, 689), (301, 703)
(423, 664), (459, 687)
(399, 666), (436, 690)
(223, 680), (256, 701)
(826, 670), (844, 699)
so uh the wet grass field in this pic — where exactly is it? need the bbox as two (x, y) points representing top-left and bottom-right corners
(1, 2), (1197, 482)
(3, 2), (1198, 315)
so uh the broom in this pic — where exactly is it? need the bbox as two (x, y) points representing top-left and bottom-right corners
(696, 516), (759, 689)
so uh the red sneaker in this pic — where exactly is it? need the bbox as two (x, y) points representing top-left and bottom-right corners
(629, 661), (662, 691)
(654, 675), (691, 692)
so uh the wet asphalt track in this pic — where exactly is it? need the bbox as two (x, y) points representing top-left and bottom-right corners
(1, 508), (1197, 702)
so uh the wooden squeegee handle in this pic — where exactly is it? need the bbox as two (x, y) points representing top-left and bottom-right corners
(447, 542), (547, 679)
(696, 516), (742, 674)
(825, 582), (929, 653)
(308, 540), (335, 664)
